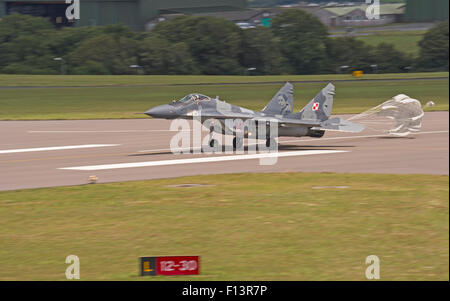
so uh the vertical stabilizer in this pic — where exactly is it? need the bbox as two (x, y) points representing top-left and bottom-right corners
(298, 83), (334, 121)
(261, 82), (294, 116)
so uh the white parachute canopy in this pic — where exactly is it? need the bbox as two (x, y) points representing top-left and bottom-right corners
(349, 94), (424, 137)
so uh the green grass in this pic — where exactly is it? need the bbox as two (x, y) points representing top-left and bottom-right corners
(355, 31), (425, 56)
(0, 173), (447, 280)
(0, 72), (447, 87)
(0, 73), (448, 120)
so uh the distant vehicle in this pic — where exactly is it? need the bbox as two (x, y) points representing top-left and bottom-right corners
(236, 22), (255, 29)
(145, 83), (364, 149)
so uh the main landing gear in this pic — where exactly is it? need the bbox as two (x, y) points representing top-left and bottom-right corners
(264, 121), (278, 150)
(265, 137), (278, 150)
(207, 122), (278, 151)
(209, 138), (220, 148)
(231, 136), (277, 150)
(232, 137), (243, 150)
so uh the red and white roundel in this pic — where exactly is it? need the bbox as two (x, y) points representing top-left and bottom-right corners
(312, 102), (320, 111)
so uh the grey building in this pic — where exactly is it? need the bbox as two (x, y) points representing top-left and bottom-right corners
(404, 0), (448, 22)
(298, 3), (405, 27)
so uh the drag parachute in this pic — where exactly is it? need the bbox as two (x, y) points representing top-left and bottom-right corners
(349, 94), (424, 136)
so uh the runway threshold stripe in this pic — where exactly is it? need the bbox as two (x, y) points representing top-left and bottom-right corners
(59, 150), (348, 171)
(0, 144), (120, 154)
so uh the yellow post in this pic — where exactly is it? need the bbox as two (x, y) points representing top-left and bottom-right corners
(352, 70), (363, 77)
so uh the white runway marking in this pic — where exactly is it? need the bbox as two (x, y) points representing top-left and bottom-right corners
(28, 130), (190, 133)
(281, 130), (449, 144)
(0, 144), (120, 154)
(136, 130), (449, 154)
(59, 150), (348, 171)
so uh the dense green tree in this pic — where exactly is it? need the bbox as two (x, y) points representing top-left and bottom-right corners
(325, 37), (375, 73)
(0, 12), (427, 75)
(372, 43), (412, 73)
(152, 16), (243, 75)
(68, 34), (139, 75)
(271, 9), (329, 74)
(416, 21), (449, 71)
(47, 24), (141, 73)
(137, 35), (196, 74)
(240, 27), (283, 75)
(0, 14), (58, 74)
(45, 26), (105, 58)
(0, 13), (54, 43)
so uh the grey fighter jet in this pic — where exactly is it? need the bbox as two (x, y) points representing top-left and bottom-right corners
(145, 83), (364, 149)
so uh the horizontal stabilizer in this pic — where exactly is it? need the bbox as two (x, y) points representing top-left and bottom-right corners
(312, 117), (365, 133)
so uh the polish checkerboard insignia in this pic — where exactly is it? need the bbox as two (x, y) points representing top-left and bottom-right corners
(312, 102), (320, 111)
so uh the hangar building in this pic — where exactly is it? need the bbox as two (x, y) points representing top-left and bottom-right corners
(404, 0), (448, 22)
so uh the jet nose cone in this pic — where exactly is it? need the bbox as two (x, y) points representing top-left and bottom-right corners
(145, 104), (173, 118)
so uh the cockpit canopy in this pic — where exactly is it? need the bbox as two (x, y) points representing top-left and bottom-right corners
(178, 93), (210, 104)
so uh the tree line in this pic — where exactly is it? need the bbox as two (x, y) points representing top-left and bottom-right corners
(0, 11), (447, 75)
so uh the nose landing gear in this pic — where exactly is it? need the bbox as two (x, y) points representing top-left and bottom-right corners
(207, 125), (221, 151)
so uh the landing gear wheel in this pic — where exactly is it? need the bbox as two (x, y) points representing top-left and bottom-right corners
(265, 137), (278, 150)
(233, 137), (243, 150)
(209, 139), (220, 150)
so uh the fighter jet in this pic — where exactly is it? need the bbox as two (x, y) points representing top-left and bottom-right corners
(145, 83), (364, 149)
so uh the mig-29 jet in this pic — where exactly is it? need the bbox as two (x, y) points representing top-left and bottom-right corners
(145, 83), (364, 150)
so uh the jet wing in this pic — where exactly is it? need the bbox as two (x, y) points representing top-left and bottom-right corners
(195, 112), (364, 133)
(198, 113), (322, 126)
(253, 116), (364, 132)
(312, 117), (365, 133)
(197, 112), (255, 120)
(252, 116), (321, 127)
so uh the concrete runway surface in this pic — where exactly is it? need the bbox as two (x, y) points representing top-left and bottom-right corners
(0, 112), (448, 191)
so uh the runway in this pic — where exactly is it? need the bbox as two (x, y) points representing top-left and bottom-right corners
(0, 112), (448, 191)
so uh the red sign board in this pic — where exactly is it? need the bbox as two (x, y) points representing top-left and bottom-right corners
(153, 256), (199, 276)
